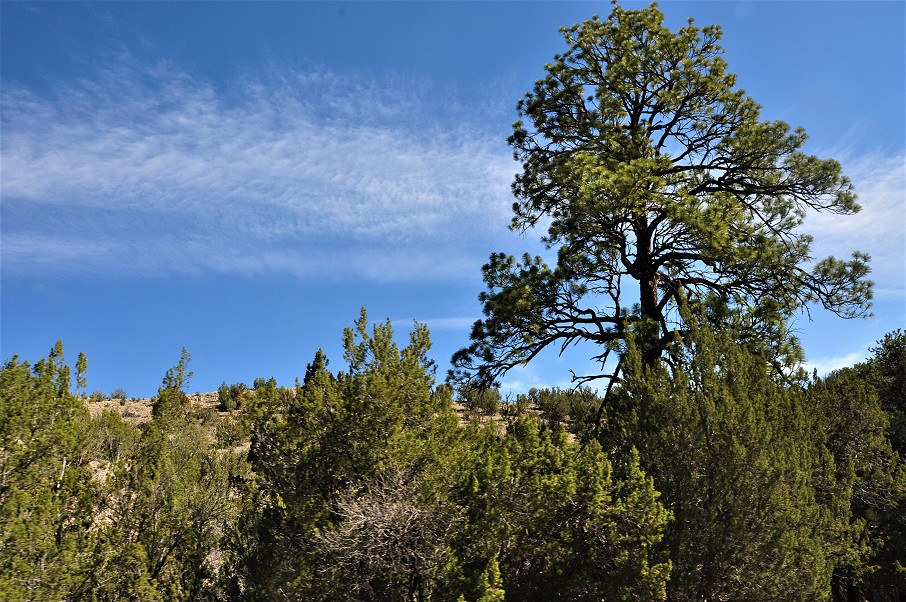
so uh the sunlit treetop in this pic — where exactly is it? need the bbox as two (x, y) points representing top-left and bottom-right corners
(453, 1), (873, 390)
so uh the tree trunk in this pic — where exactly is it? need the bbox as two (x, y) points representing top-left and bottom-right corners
(636, 220), (662, 368)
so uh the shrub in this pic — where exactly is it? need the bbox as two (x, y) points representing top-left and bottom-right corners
(533, 388), (571, 426)
(191, 406), (218, 427)
(88, 409), (140, 464)
(218, 381), (248, 412)
(215, 416), (250, 448)
(512, 394), (530, 417)
(460, 385), (502, 416)
(152, 388), (191, 426)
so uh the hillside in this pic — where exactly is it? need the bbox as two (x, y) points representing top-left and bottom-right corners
(84, 389), (514, 431)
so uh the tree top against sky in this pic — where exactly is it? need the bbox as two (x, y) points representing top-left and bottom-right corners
(1, 1), (902, 397)
(452, 1), (874, 390)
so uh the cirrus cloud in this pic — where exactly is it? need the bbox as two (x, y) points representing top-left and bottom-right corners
(1, 59), (516, 281)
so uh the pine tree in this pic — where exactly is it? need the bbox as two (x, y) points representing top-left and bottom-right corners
(818, 333), (906, 600)
(601, 316), (852, 599)
(451, 414), (670, 600)
(453, 1), (871, 395)
(0, 344), (98, 600)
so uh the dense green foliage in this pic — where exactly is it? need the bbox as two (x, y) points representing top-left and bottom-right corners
(821, 331), (906, 600)
(0, 343), (98, 600)
(2, 321), (903, 599)
(225, 309), (670, 600)
(607, 317), (849, 599)
(0, 342), (248, 601)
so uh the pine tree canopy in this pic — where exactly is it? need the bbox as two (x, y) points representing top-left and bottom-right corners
(452, 1), (873, 390)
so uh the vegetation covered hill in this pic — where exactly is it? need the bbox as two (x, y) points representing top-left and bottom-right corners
(2, 311), (905, 600)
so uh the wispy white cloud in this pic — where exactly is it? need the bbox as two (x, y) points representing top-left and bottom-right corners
(5, 56), (902, 299)
(1, 59), (516, 281)
(1, 234), (116, 266)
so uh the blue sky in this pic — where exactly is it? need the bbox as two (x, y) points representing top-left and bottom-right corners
(2, 1), (904, 398)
